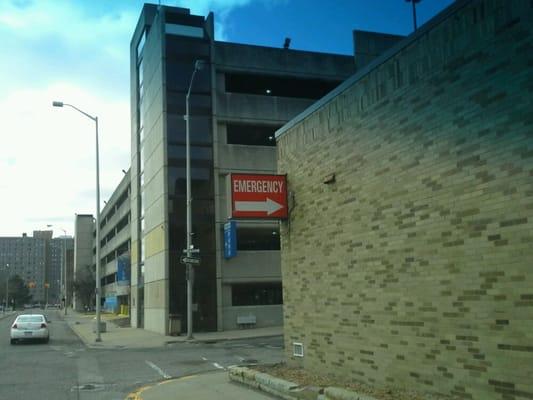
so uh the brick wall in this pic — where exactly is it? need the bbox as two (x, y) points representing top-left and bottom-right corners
(277, 0), (533, 399)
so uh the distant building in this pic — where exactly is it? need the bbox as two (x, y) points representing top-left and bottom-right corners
(73, 171), (131, 314)
(0, 231), (72, 304)
(98, 169), (131, 314)
(48, 235), (74, 304)
(277, 0), (533, 398)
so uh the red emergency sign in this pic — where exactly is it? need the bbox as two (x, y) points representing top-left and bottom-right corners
(231, 174), (288, 219)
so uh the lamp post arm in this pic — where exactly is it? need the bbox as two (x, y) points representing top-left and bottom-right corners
(63, 103), (97, 122)
(186, 68), (199, 101)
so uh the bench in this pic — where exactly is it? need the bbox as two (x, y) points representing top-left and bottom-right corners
(237, 314), (256, 329)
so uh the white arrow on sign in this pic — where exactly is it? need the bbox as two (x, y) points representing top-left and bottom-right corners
(235, 198), (283, 215)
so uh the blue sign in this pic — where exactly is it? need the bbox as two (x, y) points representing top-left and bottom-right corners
(104, 296), (118, 312)
(117, 256), (130, 286)
(224, 220), (237, 259)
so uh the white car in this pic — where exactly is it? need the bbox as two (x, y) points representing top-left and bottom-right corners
(10, 314), (50, 344)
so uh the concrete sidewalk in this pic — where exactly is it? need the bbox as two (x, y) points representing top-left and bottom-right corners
(59, 308), (282, 349)
(126, 371), (276, 400)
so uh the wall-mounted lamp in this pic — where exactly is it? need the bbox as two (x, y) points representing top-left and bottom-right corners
(323, 173), (336, 184)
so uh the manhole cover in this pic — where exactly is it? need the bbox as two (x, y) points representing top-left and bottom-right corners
(71, 383), (105, 392)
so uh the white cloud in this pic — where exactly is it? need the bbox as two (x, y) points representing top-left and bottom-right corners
(0, 0), (134, 236)
(176, 0), (251, 16)
(174, 0), (254, 41)
(0, 82), (130, 236)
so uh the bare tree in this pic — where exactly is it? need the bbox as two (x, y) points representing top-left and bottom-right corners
(72, 265), (95, 311)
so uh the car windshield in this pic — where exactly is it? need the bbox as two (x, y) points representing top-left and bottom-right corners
(17, 316), (44, 323)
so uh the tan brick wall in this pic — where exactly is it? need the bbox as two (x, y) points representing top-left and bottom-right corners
(277, 1), (533, 399)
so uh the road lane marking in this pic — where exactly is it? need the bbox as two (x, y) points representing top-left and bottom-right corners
(145, 360), (171, 379)
(201, 356), (208, 361)
(159, 375), (197, 385)
(213, 362), (225, 370)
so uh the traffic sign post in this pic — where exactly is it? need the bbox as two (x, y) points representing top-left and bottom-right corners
(230, 173), (288, 219)
(180, 256), (201, 265)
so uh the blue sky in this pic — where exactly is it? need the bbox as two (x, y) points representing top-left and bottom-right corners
(0, 0), (453, 236)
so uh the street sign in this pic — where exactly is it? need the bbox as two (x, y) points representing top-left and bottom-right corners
(182, 248), (200, 254)
(224, 220), (237, 259)
(180, 255), (201, 265)
(230, 173), (288, 219)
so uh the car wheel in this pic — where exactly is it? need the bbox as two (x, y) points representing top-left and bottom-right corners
(10, 339), (16, 345)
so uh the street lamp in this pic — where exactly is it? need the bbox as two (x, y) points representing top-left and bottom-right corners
(52, 101), (102, 342)
(185, 59), (206, 339)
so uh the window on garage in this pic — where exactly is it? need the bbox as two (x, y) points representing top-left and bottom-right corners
(232, 282), (283, 306)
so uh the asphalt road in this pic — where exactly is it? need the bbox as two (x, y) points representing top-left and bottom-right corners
(0, 309), (284, 400)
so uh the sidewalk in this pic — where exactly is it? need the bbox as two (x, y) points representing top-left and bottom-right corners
(59, 308), (283, 349)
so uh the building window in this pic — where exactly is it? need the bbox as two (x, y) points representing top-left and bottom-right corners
(236, 226), (280, 251)
(136, 29), (146, 59)
(225, 72), (343, 100)
(226, 124), (278, 146)
(232, 282), (283, 306)
(165, 23), (204, 38)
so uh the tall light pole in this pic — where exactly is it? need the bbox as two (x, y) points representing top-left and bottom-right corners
(185, 59), (205, 339)
(52, 101), (102, 342)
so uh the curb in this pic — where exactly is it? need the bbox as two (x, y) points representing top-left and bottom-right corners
(64, 319), (103, 349)
(228, 366), (379, 400)
(164, 333), (283, 345)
